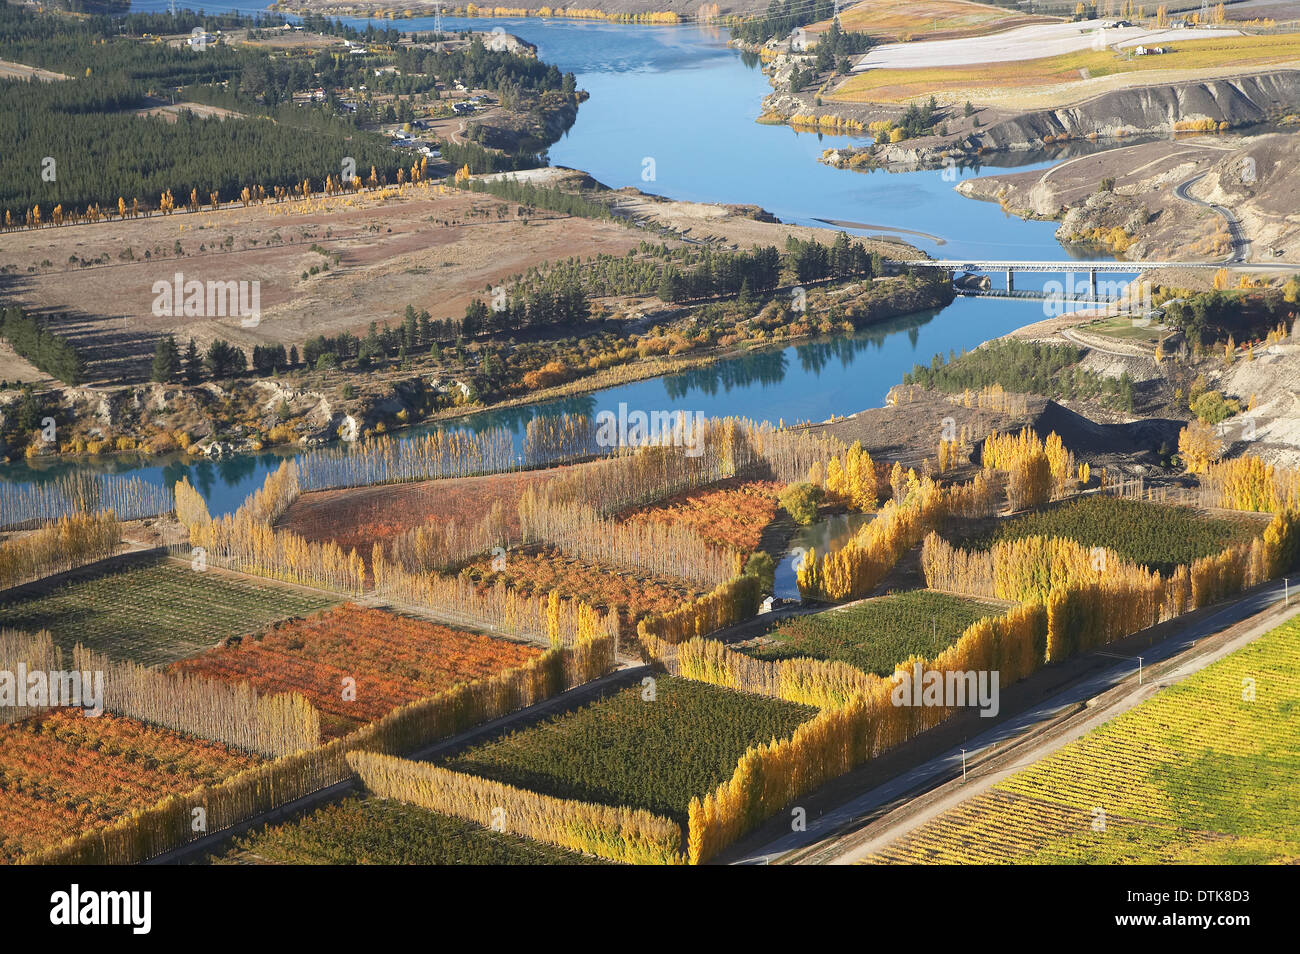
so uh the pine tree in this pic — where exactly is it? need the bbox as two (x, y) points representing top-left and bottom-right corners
(183, 338), (202, 384)
(151, 335), (180, 383)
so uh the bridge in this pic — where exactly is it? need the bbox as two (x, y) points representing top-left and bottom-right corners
(894, 259), (1300, 294)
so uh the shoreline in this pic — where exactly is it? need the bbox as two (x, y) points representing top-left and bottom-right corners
(1, 283), (954, 476)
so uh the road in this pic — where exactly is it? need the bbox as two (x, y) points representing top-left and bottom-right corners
(732, 578), (1295, 865)
(1175, 172), (1250, 263)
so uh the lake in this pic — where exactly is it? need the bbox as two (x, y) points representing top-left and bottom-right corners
(0, 12), (1132, 513)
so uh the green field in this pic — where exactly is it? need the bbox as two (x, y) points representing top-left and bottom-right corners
(741, 590), (1004, 675)
(867, 616), (1300, 864)
(213, 796), (610, 866)
(0, 557), (338, 665)
(441, 676), (817, 825)
(954, 496), (1263, 575)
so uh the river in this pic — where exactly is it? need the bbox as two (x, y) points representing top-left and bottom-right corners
(0, 12), (1133, 515)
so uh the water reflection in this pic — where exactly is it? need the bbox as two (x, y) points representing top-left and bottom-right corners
(774, 511), (874, 601)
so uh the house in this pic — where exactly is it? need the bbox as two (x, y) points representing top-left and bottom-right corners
(1134, 45), (1166, 56)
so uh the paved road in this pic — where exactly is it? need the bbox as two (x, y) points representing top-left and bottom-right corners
(732, 579), (1293, 865)
(1175, 172), (1250, 263)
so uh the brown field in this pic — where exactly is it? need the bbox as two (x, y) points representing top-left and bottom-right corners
(0, 183), (642, 382)
(276, 467), (565, 556)
(464, 544), (707, 637)
(810, 0), (1053, 43)
(0, 709), (258, 863)
(170, 603), (542, 738)
(132, 99), (247, 122)
(616, 478), (782, 553)
(0, 58), (69, 81)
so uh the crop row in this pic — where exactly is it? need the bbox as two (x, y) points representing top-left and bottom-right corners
(440, 676), (816, 827)
(171, 604), (543, 738)
(217, 795), (608, 866)
(953, 496), (1262, 575)
(866, 617), (1300, 863)
(741, 589), (1005, 676)
(1, 558), (338, 666)
(0, 710), (256, 863)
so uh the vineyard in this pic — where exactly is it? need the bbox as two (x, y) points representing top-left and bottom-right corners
(740, 590), (1007, 676)
(440, 676), (817, 825)
(0, 709), (258, 863)
(171, 605), (543, 738)
(216, 796), (608, 866)
(615, 479), (783, 553)
(866, 617), (1300, 864)
(951, 496), (1264, 575)
(462, 545), (708, 638)
(0, 558), (338, 666)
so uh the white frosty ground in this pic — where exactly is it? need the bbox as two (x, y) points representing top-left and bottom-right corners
(851, 22), (1241, 71)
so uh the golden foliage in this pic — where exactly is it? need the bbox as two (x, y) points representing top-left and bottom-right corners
(0, 512), (119, 591)
(347, 751), (683, 864)
(982, 428), (1074, 509)
(797, 472), (999, 601)
(673, 601), (1048, 863)
(635, 573), (761, 645)
(818, 441), (879, 511)
(1178, 421), (1223, 474)
(1202, 456), (1300, 512)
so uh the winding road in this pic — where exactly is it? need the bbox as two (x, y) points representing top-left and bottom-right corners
(1175, 172), (1250, 264)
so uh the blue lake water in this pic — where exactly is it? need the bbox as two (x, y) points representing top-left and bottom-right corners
(0, 12), (1134, 514)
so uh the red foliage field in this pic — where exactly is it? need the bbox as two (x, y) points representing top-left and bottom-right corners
(0, 709), (257, 863)
(276, 468), (562, 556)
(463, 545), (707, 638)
(617, 479), (782, 553)
(169, 604), (542, 737)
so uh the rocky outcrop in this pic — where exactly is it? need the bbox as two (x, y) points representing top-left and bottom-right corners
(974, 71), (1300, 153)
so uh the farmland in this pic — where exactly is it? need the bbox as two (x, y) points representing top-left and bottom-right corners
(810, 0), (1050, 43)
(0, 709), (258, 863)
(441, 676), (817, 825)
(463, 545), (708, 637)
(830, 32), (1300, 106)
(215, 795), (609, 866)
(865, 616), (1300, 864)
(950, 497), (1263, 575)
(0, 557), (338, 666)
(277, 469), (558, 557)
(616, 479), (782, 553)
(170, 604), (543, 738)
(739, 589), (1006, 675)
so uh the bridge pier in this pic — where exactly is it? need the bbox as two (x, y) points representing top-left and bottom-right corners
(1006, 269), (1014, 292)
(1089, 269), (1098, 299)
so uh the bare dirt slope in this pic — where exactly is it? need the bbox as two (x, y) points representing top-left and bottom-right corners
(957, 133), (1300, 263)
